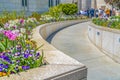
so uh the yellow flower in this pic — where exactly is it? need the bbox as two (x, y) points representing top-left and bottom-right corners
(2, 72), (7, 76)
(25, 40), (37, 48)
(0, 72), (7, 77)
(0, 72), (3, 77)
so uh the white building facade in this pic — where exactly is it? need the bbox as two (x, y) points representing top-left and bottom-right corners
(78, 0), (108, 10)
(0, 0), (73, 13)
(0, 0), (109, 13)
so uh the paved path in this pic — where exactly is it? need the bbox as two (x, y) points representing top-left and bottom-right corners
(49, 22), (120, 80)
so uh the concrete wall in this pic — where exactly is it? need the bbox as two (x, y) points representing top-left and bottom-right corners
(0, 0), (23, 11)
(96, 0), (106, 9)
(28, 0), (48, 12)
(88, 23), (120, 63)
(61, 0), (73, 3)
(0, 0), (49, 13)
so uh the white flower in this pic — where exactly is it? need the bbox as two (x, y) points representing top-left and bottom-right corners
(0, 28), (4, 34)
(18, 33), (23, 37)
(20, 28), (26, 33)
(12, 30), (20, 35)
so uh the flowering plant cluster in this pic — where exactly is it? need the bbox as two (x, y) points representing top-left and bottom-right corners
(40, 15), (55, 22)
(0, 17), (44, 77)
(92, 16), (120, 29)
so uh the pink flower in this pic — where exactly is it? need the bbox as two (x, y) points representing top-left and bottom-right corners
(4, 30), (18, 41)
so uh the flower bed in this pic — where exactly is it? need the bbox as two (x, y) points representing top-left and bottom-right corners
(92, 16), (120, 29)
(0, 10), (88, 77)
(0, 18), (44, 77)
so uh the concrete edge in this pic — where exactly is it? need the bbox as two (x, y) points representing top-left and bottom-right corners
(35, 20), (88, 80)
(89, 22), (120, 34)
(88, 22), (120, 63)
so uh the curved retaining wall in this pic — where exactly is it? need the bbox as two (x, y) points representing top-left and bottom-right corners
(1, 20), (88, 80)
(88, 22), (120, 63)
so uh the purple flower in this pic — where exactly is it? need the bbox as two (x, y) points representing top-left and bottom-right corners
(24, 54), (29, 58)
(20, 19), (25, 24)
(24, 53), (32, 58)
(22, 66), (30, 70)
(36, 52), (40, 57)
(3, 64), (8, 69)
(16, 60), (20, 63)
(0, 68), (3, 71)
(15, 52), (21, 56)
(16, 45), (22, 51)
(0, 64), (3, 67)
(25, 49), (30, 54)
(0, 55), (11, 63)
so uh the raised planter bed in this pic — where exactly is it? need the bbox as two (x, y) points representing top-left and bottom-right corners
(1, 20), (88, 80)
(88, 22), (120, 63)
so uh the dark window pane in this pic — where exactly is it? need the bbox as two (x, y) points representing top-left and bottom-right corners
(58, 0), (60, 4)
(51, 0), (53, 7)
(25, 0), (27, 6)
(22, 0), (24, 6)
(56, 0), (58, 5)
(49, 0), (51, 7)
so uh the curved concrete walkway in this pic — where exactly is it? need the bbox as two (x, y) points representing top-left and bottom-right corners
(50, 22), (120, 80)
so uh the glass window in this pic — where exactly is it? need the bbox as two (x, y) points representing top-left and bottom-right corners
(49, 0), (53, 7)
(56, 0), (60, 6)
(49, 0), (51, 7)
(22, 0), (24, 6)
(22, 0), (27, 7)
(58, 0), (60, 4)
(56, 0), (58, 6)
(51, 0), (53, 7)
(25, 0), (27, 7)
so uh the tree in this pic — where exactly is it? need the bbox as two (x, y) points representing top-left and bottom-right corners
(104, 0), (120, 9)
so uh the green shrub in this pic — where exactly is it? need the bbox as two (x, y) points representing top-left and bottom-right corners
(49, 6), (62, 20)
(62, 3), (77, 15)
(30, 12), (41, 21)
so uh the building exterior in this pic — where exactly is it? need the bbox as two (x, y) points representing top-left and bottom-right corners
(78, 0), (108, 10)
(0, 0), (109, 13)
(0, 0), (73, 13)
(0, 0), (48, 13)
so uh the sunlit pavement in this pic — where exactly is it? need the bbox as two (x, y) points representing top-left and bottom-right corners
(50, 22), (120, 80)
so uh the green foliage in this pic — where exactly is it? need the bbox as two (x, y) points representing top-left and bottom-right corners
(49, 5), (62, 20)
(30, 12), (41, 21)
(92, 16), (120, 29)
(0, 11), (25, 27)
(48, 3), (78, 20)
(62, 3), (78, 15)
(104, 0), (120, 9)
(92, 18), (109, 27)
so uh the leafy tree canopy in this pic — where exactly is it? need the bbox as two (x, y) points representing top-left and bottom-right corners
(104, 0), (120, 9)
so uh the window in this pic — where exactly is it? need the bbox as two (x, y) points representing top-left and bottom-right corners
(22, 0), (24, 6)
(22, 0), (27, 7)
(56, 0), (58, 6)
(56, 0), (60, 6)
(49, 0), (53, 7)
(25, 0), (27, 7)
(49, 0), (60, 7)
(58, 0), (60, 4)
